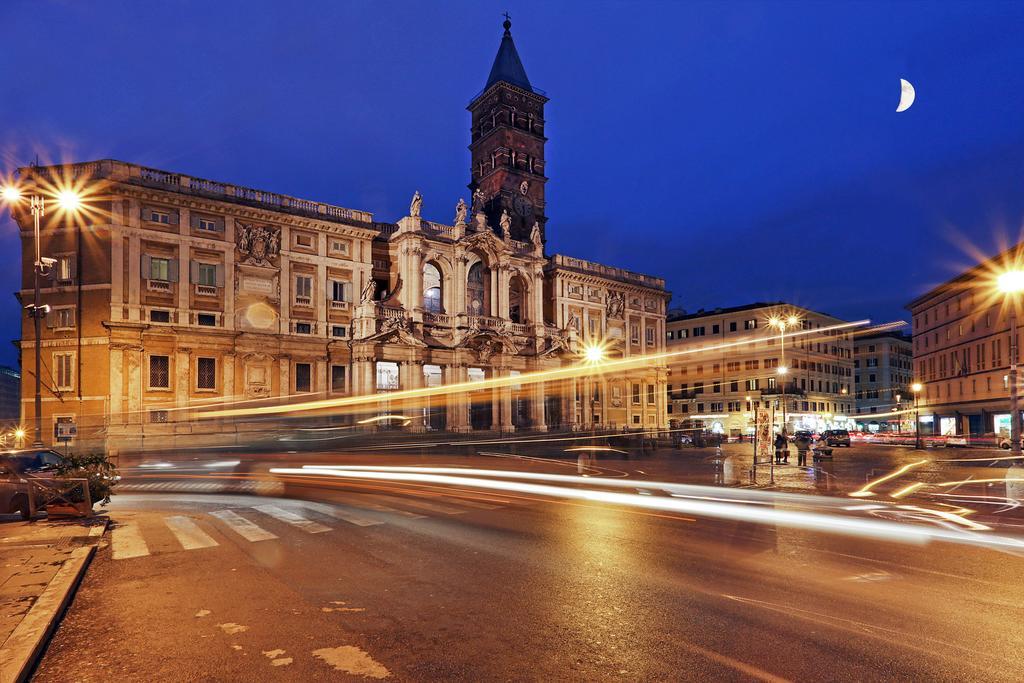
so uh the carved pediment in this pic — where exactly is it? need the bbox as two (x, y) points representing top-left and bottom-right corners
(361, 315), (427, 347)
(459, 327), (522, 362)
(237, 223), (282, 266)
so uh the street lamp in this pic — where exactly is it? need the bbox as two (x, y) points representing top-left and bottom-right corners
(581, 341), (607, 437)
(911, 382), (923, 449)
(1, 184), (83, 447)
(997, 270), (1024, 457)
(894, 392), (902, 433)
(770, 315), (800, 433)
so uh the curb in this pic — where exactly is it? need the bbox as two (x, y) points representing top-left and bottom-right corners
(0, 540), (98, 683)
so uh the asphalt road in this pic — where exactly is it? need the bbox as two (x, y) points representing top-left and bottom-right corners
(31, 444), (1024, 681)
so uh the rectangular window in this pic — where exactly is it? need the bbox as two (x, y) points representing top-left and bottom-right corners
(150, 309), (171, 323)
(331, 365), (347, 392)
(712, 324), (720, 334)
(667, 331), (674, 340)
(630, 324), (640, 344)
(646, 327), (654, 345)
(197, 313), (216, 327)
(149, 409), (169, 423)
(294, 275), (312, 305)
(197, 357), (216, 390)
(692, 326), (705, 337)
(149, 355), (170, 388)
(56, 254), (75, 284)
(149, 210), (170, 224)
(744, 319), (757, 330)
(53, 352), (74, 391)
(678, 329), (688, 339)
(631, 383), (641, 405)
(295, 363), (312, 392)
(196, 263), (217, 287)
(294, 233), (314, 248)
(331, 280), (350, 302)
(49, 307), (75, 329)
(198, 218), (217, 232)
(647, 384), (655, 405)
(331, 325), (348, 338)
(376, 361), (399, 391)
(295, 322), (312, 334)
(150, 257), (171, 281)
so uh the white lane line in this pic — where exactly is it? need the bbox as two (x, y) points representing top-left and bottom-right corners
(253, 505), (331, 534)
(300, 501), (384, 527)
(164, 516), (220, 550)
(210, 510), (278, 542)
(111, 522), (149, 559)
(436, 497), (501, 510)
(342, 497), (426, 519)
(370, 495), (467, 516)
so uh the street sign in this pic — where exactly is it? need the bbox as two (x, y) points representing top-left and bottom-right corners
(55, 421), (77, 441)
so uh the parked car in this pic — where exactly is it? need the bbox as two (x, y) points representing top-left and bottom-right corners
(820, 429), (851, 447)
(0, 449), (68, 520)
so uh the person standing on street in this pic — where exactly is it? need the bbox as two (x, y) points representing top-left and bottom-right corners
(774, 430), (788, 464)
(796, 433), (810, 467)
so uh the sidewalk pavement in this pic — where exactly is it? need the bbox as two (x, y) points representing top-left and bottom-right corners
(0, 514), (108, 683)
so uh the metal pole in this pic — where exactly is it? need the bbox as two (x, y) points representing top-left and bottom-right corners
(1011, 314), (1020, 456)
(914, 393), (921, 449)
(31, 197), (44, 447)
(780, 326), (787, 433)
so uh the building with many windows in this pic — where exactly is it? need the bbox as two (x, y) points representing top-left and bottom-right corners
(665, 303), (855, 437)
(853, 331), (912, 431)
(907, 244), (1024, 438)
(10, 20), (669, 453)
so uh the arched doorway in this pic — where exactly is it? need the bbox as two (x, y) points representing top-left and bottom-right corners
(422, 262), (443, 313)
(509, 275), (527, 324)
(467, 261), (490, 316)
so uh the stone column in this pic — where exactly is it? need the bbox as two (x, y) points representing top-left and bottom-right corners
(223, 242), (235, 329)
(279, 356), (291, 396)
(178, 243), (190, 314)
(175, 348), (191, 411)
(497, 268), (510, 320)
(531, 378), (547, 432)
(223, 353), (235, 402)
(127, 347), (142, 426)
(446, 363), (469, 432)
(402, 360), (425, 431)
(110, 346), (125, 424)
(111, 228), (124, 321)
(128, 234), (141, 321)
(455, 257), (468, 316)
(489, 268), (499, 317)
(499, 367), (514, 432)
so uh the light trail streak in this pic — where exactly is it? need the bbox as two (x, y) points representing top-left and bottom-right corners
(937, 478), (1024, 487)
(270, 466), (1024, 550)
(848, 459), (929, 498)
(356, 414), (412, 425)
(196, 318), (873, 419)
(889, 482), (926, 499)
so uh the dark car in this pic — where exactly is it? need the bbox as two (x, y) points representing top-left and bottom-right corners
(821, 429), (851, 447)
(0, 449), (68, 519)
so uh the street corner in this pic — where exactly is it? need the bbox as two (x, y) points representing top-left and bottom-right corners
(0, 515), (105, 683)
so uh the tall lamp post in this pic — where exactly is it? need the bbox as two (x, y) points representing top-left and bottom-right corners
(2, 185), (82, 447)
(997, 270), (1024, 457)
(911, 382), (923, 449)
(770, 315), (799, 433)
(582, 342), (608, 442)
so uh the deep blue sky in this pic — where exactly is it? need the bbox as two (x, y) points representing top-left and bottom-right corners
(3, 1), (1024, 366)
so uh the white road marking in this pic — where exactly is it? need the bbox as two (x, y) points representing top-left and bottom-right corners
(312, 645), (390, 679)
(370, 494), (467, 516)
(111, 522), (150, 559)
(210, 509), (278, 541)
(300, 501), (383, 527)
(342, 497), (426, 519)
(253, 505), (331, 533)
(437, 497), (501, 510)
(164, 515), (219, 550)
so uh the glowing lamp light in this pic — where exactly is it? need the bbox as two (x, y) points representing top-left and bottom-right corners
(787, 315), (799, 327)
(582, 342), (607, 364)
(777, 365), (789, 375)
(911, 382), (923, 393)
(998, 270), (1024, 294)
(13, 428), (25, 440)
(56, 189), (82, 211)
(1, 186), (21, 202)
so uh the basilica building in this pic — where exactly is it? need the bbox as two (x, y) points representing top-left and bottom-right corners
(13, 20), (669, 453)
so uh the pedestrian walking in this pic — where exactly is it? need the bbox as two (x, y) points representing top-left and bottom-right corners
(774, 430), (789, 464)
(795, 433), (810, 467)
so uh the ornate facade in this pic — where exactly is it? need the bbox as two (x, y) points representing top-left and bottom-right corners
(13, 21), (669, 453)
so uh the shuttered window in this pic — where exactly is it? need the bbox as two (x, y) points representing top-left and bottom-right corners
(197, 357), (216, 390)
(149, 355), (170, 389)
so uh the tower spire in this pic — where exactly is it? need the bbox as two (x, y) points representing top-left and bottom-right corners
(485, 14), (532, 92)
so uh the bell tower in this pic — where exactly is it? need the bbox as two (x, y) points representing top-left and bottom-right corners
(468, 17), (548, 244)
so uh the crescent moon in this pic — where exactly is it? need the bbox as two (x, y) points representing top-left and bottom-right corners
(897, 78), (915, 112)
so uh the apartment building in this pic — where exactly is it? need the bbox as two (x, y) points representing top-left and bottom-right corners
(853, 331), (912, 431)
(665, 303), (855, 437)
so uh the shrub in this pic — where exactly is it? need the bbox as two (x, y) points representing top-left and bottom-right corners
(55, 452), (119, 506)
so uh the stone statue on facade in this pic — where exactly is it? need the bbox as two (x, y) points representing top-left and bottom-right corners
(236, 223), (281, 266)
(410, 190), (422, 218)
(606, 290), (625, 320)
(473, 210), (488, 232)
(360, 278), (377, 304)
(471, 187), (485, 214)
(454, 197), (467, 225)
(500, 209), (512, 240)
(530, 221), (542, 248)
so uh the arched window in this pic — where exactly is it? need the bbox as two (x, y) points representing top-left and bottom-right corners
(467, 262), (489, 316)
(423, 262), (443, 313)
(509, 275), (526, 324)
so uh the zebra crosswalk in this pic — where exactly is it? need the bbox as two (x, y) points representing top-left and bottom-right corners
(108, 493), (520, 560)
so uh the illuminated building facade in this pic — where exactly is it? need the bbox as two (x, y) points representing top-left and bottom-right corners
(907, 245), (1024, 438)
(12, 21), (669, 453)
(852, 331), (912, 431)
(665, 303), (855, 437)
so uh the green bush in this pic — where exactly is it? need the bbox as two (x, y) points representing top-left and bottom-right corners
(55, 452), (119, 506)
